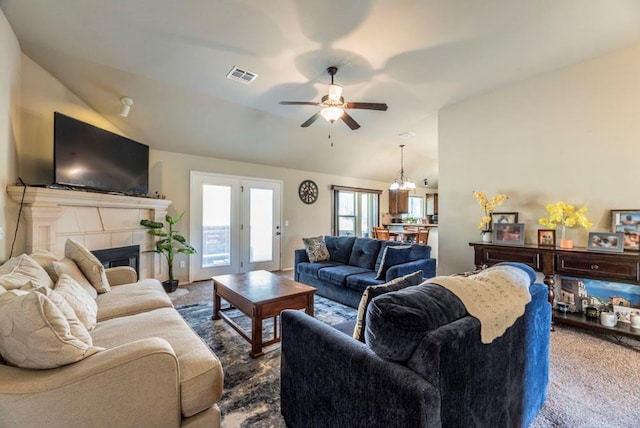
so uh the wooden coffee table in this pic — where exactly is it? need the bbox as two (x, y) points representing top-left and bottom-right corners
(212, 270), (316, 358)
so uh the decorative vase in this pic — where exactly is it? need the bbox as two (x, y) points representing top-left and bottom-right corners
(482, 231), (492, 243)
(558, 226), (573, 249)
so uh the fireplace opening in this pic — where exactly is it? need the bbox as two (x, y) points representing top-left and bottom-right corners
(91, 245), (140, 278)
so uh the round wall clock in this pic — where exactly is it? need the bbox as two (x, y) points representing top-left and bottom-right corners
(298, 180), (319, 204)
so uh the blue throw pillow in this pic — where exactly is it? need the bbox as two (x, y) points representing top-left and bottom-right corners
(375, 245), (413, 280)
(352, 270), (424, 342)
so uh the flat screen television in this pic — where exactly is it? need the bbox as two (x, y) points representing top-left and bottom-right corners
(53, 112), (149, 196)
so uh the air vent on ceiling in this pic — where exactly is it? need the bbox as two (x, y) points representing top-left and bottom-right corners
(226, 66), (258, 85)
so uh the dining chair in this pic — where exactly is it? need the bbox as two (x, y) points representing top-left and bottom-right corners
(374, 226), (392, 241)
(417, 228), (430, 245)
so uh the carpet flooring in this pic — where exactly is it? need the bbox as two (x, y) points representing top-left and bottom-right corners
(174, 281), (640, 428)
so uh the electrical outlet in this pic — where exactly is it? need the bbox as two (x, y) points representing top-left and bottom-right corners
(179, 260), (186, 268)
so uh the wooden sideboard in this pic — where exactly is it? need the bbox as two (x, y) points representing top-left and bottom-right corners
(469, 242), (640, 339)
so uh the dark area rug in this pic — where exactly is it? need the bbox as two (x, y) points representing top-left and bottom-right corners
(176, 296), (356, 427)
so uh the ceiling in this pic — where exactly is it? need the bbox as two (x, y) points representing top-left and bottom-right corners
(3, 0), (640, 189)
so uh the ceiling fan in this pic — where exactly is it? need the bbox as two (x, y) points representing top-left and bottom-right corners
(279, 66), (388, 130)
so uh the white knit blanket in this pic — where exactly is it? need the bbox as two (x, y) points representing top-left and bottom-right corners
(427, 266), (532, 343)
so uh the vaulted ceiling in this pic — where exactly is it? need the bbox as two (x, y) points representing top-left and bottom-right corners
(3, 0), (640, 189)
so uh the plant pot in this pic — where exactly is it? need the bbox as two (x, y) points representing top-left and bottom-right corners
(162, 279), (179, 293)
(482, 231), (492, 243)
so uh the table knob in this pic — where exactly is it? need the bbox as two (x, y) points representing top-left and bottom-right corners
(590, 264), (599, 270)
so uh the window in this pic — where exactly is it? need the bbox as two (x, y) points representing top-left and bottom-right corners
(406, 196), (424, 220)
(332, 186), (381, 237)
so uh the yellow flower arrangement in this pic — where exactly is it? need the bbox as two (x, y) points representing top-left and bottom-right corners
(473, 191), (508, 232)
(538, 202), (593, 230)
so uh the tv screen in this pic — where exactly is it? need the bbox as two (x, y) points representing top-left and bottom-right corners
(53, 112), (149, 196)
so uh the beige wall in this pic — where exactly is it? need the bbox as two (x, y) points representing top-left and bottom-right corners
(439, 43), (640, 275)
(0, 10), (22, 260)
(150, 150), (390, 280)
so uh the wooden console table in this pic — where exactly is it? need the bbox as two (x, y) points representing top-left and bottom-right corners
(469, 242), (640, 339)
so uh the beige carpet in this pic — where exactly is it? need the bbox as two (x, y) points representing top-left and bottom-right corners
(175, 280), (640, 427)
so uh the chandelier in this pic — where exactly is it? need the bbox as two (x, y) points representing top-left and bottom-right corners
(389, 144), (415, 190)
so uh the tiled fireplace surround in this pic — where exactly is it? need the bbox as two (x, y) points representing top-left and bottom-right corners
(7, 186), (172, 280)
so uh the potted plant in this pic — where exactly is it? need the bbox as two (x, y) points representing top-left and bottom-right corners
(140, 212), (196, 293)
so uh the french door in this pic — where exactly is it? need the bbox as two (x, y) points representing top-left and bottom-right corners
(190, 171), (282, 281)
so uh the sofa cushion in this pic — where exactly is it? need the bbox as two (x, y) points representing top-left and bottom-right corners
(353, 271), (424, 342)
(55, 274), (98, 330)
(302, 236), (330, 262)
(348, 238), (382, 270)
(91, 307), (224, 417)
(53, 258), (98, 299)
(296, 261), (342, 278)
(366, 283), (467, 362)
(0, 289), (101, 369)
(344, 271), (385, 293)
(65, 239), (111, 293)
(324, 236), (356, 264)
(95, 279), (173, 321)
(317, 265), (371, 287)
(0, 254), (54, 290)
(375, 245), (413, 279)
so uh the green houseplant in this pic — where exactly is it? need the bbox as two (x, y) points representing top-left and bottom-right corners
(140, 212), (196, 292)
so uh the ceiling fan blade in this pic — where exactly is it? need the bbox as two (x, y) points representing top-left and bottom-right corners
(280, 101), (320, 106)
(345, 102), (388, 111)
(341, 111), (361, 130)
(301, 112), (321, 127)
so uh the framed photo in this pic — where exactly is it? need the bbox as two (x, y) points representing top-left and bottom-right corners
(493, 223), (525, 246)
(491, 212), (518, 230)
(537, 229), (556, 247)
(587, 232), (624, 253)
(610, 210), (640, 251)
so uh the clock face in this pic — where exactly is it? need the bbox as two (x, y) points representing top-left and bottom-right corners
(299, 180), (319, 204)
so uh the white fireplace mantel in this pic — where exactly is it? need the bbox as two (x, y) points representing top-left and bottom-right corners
(7, 186), (172, 280)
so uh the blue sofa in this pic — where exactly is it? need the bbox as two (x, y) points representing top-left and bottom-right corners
(294, 236), (436, 308)
(281, 263), (551, 428)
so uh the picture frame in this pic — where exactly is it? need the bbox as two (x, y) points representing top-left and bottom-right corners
(491, 212), (519, 230)
(587, 232), (624, 253)
(493, 223), (525, 246)
(537, 229), (556, 247)
(610, 210), (640, 251)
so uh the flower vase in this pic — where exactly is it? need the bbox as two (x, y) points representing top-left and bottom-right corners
(558, 226), (573, 249)
(482, 231), (492, 243)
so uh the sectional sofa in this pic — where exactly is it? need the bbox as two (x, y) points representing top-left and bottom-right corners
(0, 243), (224, 428)
(295, 236), (436, 308)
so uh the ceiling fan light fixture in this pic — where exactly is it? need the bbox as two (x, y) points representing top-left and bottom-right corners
(389, 180), (400, 190)
(320, 106), (344, 123)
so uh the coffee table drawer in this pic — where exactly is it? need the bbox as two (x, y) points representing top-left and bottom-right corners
(557, 253), (640, 282)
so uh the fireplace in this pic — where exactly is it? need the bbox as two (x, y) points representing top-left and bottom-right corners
(7, 186), (171, 281)
(91, 245), (140, 277)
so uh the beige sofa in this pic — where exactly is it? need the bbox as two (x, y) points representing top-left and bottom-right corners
(0, 249), (224, 428)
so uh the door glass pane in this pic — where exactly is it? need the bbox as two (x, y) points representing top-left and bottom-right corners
(250, 188), (273, 263)
(202, 184), (231, 267)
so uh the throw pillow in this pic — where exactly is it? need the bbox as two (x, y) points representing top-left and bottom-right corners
(0, 254), (54, 290)
(53, 258), (98, 299)
(0, 289), (101, 369)
(29, 249), (61, 281)
(65, 239), (111, 293)
(55, 274), (98, 330)
(353, 270), (424, 342)
(302, 236), (330, 263)
(375, 245), (413, 280)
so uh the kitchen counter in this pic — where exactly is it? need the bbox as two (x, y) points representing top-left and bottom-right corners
(382, 223), (438, 227)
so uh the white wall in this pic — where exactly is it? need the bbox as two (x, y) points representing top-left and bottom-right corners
(439, 43), (640, 275)
(0, 10), (22, 260)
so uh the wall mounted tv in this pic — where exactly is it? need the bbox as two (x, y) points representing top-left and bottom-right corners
(53, 112), (149, 196)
